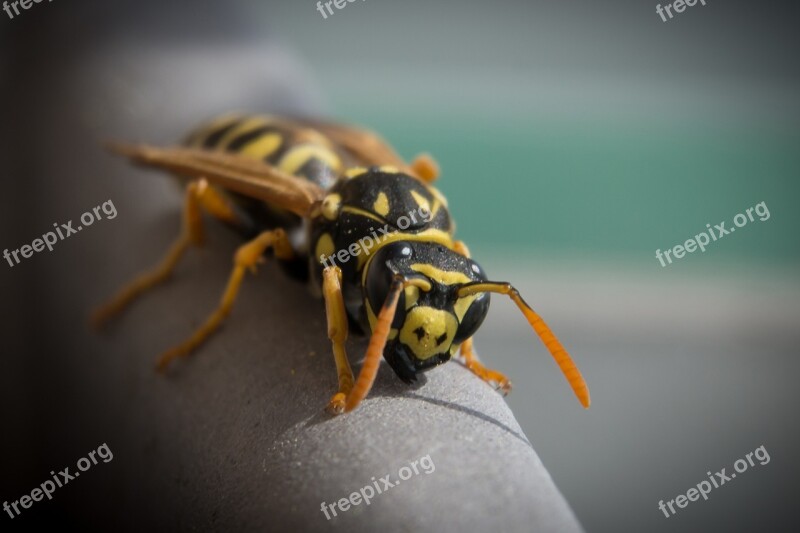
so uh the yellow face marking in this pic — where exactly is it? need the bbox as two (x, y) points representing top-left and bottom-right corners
(410, 264), (471, 285)
(345, 167), (368, 179)
(404, 285), (420, 310)
(279, 144), (342, 175)
(399, 307), (458, 360)
(453, 294), (478, 322)
(238, 132), (282, 161)
(379, 165), (399, 173)
(217, 116), (270, 148)
(315, 233), (335, 263)
(405, 277), (432, 292)
(409, 190), (431, 214)
(321, 194), (342, 221)
(373, 192), (390, 217)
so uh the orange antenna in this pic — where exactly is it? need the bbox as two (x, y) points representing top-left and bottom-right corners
(345, 277), (405, 412)
(458, 282), (590, 408)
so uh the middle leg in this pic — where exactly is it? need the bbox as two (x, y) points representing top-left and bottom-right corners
(155, 227), (294, 371)
(92, 178), (241, 327)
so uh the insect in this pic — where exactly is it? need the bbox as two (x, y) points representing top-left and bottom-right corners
(92, 113), (590, 414)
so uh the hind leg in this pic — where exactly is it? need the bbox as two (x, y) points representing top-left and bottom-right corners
(92, 178), (240, 327)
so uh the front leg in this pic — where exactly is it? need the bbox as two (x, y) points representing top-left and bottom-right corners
(322, 266), (355, 414)
(460, 337), (512, 396)
(452, 240), (512, 394)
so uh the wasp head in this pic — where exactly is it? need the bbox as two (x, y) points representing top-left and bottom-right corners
(363, 241), (490, 383)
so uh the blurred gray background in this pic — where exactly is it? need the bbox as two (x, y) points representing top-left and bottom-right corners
(1, 0), (798, 531)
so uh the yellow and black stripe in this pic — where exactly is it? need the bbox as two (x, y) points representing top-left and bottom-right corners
(186, 113), (350, 190)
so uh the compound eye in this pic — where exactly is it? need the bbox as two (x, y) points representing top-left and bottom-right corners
(365, 260), (392, 313)
(453, 292), (490, 344)
(364, 243), (413, 326)
(467, 258), (488, 282)
(452, 258), (490, 343)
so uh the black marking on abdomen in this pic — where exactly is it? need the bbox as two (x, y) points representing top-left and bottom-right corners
(201, 119), (243, 149)
(226, 125), (274, 151)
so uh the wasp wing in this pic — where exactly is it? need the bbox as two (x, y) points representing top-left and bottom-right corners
(107, 143), (324, 217)
(289, 117), (411, 171)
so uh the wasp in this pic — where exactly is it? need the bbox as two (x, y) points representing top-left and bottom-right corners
(92, 113), (590, 414)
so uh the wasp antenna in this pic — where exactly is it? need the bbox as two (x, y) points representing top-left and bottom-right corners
(344, 277), (406, 412)
(458, 282), (591, 409)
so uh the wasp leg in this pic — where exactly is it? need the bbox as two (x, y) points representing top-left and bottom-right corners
(155, 228), (294, 372)
(91, 179), (240, 328)
(460, 337), (513, 396)
(322, 266), (355, 414)
(451, 240), (512, 394)
(410, 153), (439, 183)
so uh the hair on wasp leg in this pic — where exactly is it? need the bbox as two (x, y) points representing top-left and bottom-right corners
(93, 113), (590, 414)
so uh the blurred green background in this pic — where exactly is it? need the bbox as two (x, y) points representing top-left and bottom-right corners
(255, 0), (800, 272)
